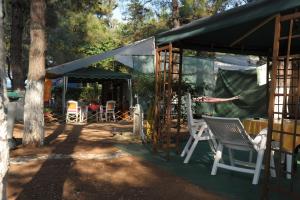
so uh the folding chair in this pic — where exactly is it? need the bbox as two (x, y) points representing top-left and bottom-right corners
(181, 93), (217, 163)
(203, 115), (276, 185)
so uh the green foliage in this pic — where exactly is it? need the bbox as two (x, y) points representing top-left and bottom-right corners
(80, 83), (102, 102)
(132, 73), (155, 107)
(78, 38), (121, 69)
(133, 73), (155, 96)
(44, 107), (52, 113)
(44, 0), (253, 69)
(117, 0), (170, 42)
(46, 1), (121, 69)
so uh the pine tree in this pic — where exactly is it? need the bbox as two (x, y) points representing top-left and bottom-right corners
(0, 0), (9, 198)
(23, 0), (46, 146)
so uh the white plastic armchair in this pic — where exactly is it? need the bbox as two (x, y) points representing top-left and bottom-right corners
(180, 93), (217, 163)
(105, 100), (116, 122)
(203, 115), (276, 185)
(97, 105), (106, 122)
(66, 100), (80, 124)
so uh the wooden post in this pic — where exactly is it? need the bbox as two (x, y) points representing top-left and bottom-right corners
(261, 14), (281, 200)
(176, 48), (183, 153)
(166, 43), (173, 160)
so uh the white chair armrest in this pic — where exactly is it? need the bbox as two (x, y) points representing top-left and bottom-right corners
(251, 128), (268, 151)
(192, 119), (205, 125)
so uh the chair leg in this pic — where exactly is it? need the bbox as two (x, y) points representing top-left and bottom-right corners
(252, 150), (264, 185)
(249, 150), (253, 163)
(208, 138), (218, 153)
(211, 144), (223, 175)
(184, 138), (199, 164)
(270, 150), (276, 178)
(286, 154), (292, 179)
(181, 136), (193, 157)
(113, 112), (116, 122)
(228, 148), (235, 166)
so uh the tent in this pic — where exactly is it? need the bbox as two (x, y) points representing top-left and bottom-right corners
(64, 67), (131, 80)
(46, 37), (155, 77)
(47, 67), (132, 113)
(46, 37), (155, 112)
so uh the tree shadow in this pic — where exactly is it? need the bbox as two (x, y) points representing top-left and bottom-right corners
(44, 124), (66, 145)
(16, 125), (83, 200)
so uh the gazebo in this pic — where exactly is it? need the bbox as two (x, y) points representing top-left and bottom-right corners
(46, 67), (132, 115)
(153, 0), (300, 198)
(46, 37), (155, 113)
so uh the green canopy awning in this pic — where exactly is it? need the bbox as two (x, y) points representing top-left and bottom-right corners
(156, 0), (300, 56)
(64, 67), (131, 80)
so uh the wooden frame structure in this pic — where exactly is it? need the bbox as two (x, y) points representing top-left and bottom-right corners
(153, 43), (183, 159)
(262, 12), (300, 199)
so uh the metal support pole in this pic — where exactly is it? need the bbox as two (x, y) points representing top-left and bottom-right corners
(128, 79), (133, 108)
(62, 76), (68, 114)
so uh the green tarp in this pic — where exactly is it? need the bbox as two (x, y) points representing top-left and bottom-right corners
(132, 55), (154, 73)
(156, 0), (300, 56)
(213, 69), (267, 118)
(8, 91), (23, 100)
(64, 67), (131, 81)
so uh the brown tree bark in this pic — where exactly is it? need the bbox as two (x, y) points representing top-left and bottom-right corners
(10, 0), (25, 91)
(23, 0), (46, 146)
(0, 0), (9, 199)
(172, 0), (180, 28)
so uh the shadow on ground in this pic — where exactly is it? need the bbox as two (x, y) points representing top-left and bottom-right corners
(116, 140), (300, 200)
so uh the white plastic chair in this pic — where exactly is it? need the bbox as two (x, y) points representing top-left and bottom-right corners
(66, 100), (80, 124)
(105, 100), (116, 122)
(97, 105), (105, 122)
(203, 115), (276, 185)
(181, 93), (217, 163)
(80, 105), (88, 123)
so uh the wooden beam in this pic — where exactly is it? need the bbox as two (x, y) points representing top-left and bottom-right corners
(261, 14), (281, 200)
(230, 15), (276, 47)
(166, 43), (173, 160)
(153, 48), (162, 152)
(280, 34), (300, 41)
(157, 45), (170, 52)
(176, 48), (183, 154)
(280, 11), (300, 22)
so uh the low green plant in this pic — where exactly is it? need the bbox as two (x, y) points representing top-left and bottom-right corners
(80, 83), (102, 102)
(44, 107), (52, 113)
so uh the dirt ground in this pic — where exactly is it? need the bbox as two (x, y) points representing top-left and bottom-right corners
(8, 122), (225, 200)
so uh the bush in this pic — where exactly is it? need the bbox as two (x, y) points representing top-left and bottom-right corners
(80, 83), (102, 102)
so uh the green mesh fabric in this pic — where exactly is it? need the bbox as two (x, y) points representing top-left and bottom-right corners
(213, 69), (267, 118)
(182, 57), (215, 115)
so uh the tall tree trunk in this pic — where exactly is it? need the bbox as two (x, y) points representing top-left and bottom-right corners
(23, 0), (46, 146)
(10, 0), (25, 91)
(172, 0), (180, 28)
(0, 0), (9, 199)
